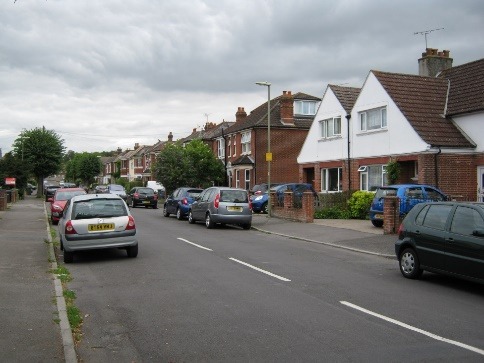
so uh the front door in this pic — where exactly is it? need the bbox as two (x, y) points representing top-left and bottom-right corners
(478, 167), (484, 202)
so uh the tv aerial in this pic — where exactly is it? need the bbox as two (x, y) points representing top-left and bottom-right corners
(414, 28), (444, 48)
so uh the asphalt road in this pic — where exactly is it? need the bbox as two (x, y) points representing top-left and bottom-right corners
(65, 206), (484, 362)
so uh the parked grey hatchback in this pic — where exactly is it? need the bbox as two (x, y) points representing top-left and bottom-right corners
(188, 187), (252, 229)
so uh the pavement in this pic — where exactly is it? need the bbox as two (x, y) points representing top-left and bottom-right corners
(0, 193), (396, 362)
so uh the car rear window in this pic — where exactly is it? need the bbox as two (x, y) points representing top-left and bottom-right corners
(220, 190), (248, 203)
(72, 199), (127, 220)
(186, 189), (203, 198)
(137, 188), (154, 195)
(110, 185), (124, 191)
(56, 191), (86, 201)
(374, 187), (397, 199)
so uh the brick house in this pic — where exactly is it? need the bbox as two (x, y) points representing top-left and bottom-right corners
(215, 91), (321, 190)
(298, 49), (484, 202)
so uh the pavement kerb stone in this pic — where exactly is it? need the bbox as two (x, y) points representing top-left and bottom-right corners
(251, 226), (395, 259)
(43, 202), (78, 363)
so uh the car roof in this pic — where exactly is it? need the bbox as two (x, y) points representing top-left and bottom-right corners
(55, 188), (85, 192)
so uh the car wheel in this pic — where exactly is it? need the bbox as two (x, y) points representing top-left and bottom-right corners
(242, 223), (251, 230)
(262, 202), (268, 214)
(253, 210), (261, 214)
(153, 203), (158, 209)
(176, 208), (183, 220)
(399, 248), (423, 279)
(205, 213), (215, 229)
(188, 210), (196, 224)
(163, 205), (170, 217)
(63, 250), (73, 264)
(60, 237), (64, 251)
(126, 245), (138, 258)
(371, 219), (383, 227)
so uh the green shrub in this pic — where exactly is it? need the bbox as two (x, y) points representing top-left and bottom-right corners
(315, 206), (351, 219)
(347, 190), (374, 219)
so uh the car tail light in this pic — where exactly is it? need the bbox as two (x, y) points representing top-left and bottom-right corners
(126, 216), (136, 230)
(397, 223), (405, 237)
(182, 197), (188, 205)
(255, 191), (261, 195)
(134, 193), (139, 198)
(214, 193), (220, 208)
(249, 198), (252, 210)
(65, 220), (77, 235)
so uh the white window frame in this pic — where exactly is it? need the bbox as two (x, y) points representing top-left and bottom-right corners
(319, 117), (342, 138)
(245, 169), (250, 190)
(235, 169), (240, 188)
(359, 107), (387, 132)
(217, 138), (225, 159)
(321, 167), (342, 192)
(241, 131), (251, 154)
(232, 136), (237, 156)
(359, 165), (388, 191)
(294, 100), (317, 115)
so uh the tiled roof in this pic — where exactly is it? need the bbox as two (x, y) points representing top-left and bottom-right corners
(226, 92), (320, 134)
(438, 58), (484, 116)
(372, 70), (474, 148)
(328, 85), (360, 113)
(232, 155), (254, 166)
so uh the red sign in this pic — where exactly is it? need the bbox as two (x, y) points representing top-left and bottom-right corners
(5, 177), (16, 186)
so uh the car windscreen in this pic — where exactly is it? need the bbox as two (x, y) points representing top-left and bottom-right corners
(220, 190), (248, 203)
(72, 199), (128, 220)
(374, 187), (397, 199)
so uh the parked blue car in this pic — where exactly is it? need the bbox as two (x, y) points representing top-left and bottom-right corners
(163, 187), (203, 220)
(251, 183), (317, 213)
(369, 184), (448, 227)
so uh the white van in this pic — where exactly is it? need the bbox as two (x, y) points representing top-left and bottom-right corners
(146, 181), (165, 197)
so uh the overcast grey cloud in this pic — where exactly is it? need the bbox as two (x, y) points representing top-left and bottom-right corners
(1, 0), (483, 153)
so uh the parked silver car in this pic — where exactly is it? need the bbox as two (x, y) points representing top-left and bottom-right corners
(57, 194), (138, 263)
(188, 187), (252, 229)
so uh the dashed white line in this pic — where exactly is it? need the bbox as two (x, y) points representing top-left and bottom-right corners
(229, 258), (291, 282)
(177, 238), (213, 251)
(340, 301), (484, 356)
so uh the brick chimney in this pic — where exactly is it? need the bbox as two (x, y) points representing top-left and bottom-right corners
(168, 132), (173, 142)
(204, 122), (217, 130)
(134, 143), (140, 149)
(235, 107), (247, 123)
(280, 91), (294, 125)
(418, 48), (453, 77)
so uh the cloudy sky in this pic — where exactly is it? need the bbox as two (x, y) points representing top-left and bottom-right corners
(1, 0), (483, 154)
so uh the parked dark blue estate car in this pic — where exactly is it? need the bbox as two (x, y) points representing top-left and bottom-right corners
(369, 184), (447, 227)
(163, 187), (203, 220)
(251, 183), (317, 213)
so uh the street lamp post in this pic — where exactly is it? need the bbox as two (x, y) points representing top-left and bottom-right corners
(255, 81), (271, 216)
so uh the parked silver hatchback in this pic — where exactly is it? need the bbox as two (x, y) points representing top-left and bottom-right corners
(58, 194), (138, 263)
(188, 187), (252, 229)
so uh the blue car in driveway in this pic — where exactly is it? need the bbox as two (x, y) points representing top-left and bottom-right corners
(163, 187), (203, 220)
(369, 184), (447, 227)
(251, 183), (317, 213)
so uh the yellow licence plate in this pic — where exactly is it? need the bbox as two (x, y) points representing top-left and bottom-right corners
(227, 206), (242, 212)
(88, 223), (115, 232)
(374, 214), (383, 220)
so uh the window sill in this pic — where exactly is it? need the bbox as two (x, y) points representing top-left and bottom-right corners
(318, 136), (342, 142)
(356, 128), (388, 136)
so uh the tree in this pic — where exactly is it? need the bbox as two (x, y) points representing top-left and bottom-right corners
(153, 140), (225, 194)
(0, 152), (30, 193)
(12, 127), (65, 197)
(64, 152), (101, 187)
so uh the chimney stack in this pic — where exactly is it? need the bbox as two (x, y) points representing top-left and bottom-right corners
(134, 143), (140, 149)
(280, 91), (294, 125)
(168, 132), (173, 142)
(418, 48), (453, 77)
(235, 107), (247, 123)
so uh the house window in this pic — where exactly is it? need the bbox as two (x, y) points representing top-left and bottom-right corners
(245, 169), (250, 190)
(295, 100), (317, 115)
(241, 132), (251, 154)
(321, 168), (342, 192)
(359, 107), (387, 131)
(359, 165), (388, 191)
(319, 117), (342, 138)
(217, 138), (225, 159)
(235, 170), (240, 188)
(233, 136), (237, 156)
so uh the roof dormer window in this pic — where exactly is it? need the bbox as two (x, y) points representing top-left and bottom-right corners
(294, 100), (317, 116)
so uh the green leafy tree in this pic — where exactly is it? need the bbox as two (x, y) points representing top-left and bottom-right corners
(65, 152), (101, 187)
(153, 140), (225, 194)
(12, 127), (65, 197)
(0, 152), (30, 194)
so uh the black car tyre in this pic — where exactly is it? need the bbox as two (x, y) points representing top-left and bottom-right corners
(153, 203), (158, 209)
(205, 213), (215, 229)
(176, 208), (183, 220)
(163, 205), (170, 217)
(127, 245), (138, 258)
(242, 223), (251, 230)
(399, 248), (423, 279)
(131, 200), (136, 208)
(371, 220), (383, 227)
(63, 250), (73, 264)
(262, 202), (268, 214)
(188, 210), (196, 224)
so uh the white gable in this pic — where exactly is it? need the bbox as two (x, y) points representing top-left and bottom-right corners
(452, 113), (484, 152)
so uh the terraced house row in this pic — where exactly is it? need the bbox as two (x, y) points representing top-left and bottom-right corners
(98, 48), (484, 202)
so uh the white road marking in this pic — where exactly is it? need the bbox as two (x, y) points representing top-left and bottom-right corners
(229, 258), (291, 282)
(340, 301), (484, 356)
(177, 238), (213, 251)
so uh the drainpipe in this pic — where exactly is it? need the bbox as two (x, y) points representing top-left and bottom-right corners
(221, 127), (228, 186)
(434, 146), (441, 188)
(346, 114), (352, 191)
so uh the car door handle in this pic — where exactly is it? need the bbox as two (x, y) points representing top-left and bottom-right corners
(415, 230), (421, 235)
(446, 238), (454, 243)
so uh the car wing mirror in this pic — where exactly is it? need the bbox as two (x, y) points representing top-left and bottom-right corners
(472, 228), (484, 237)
